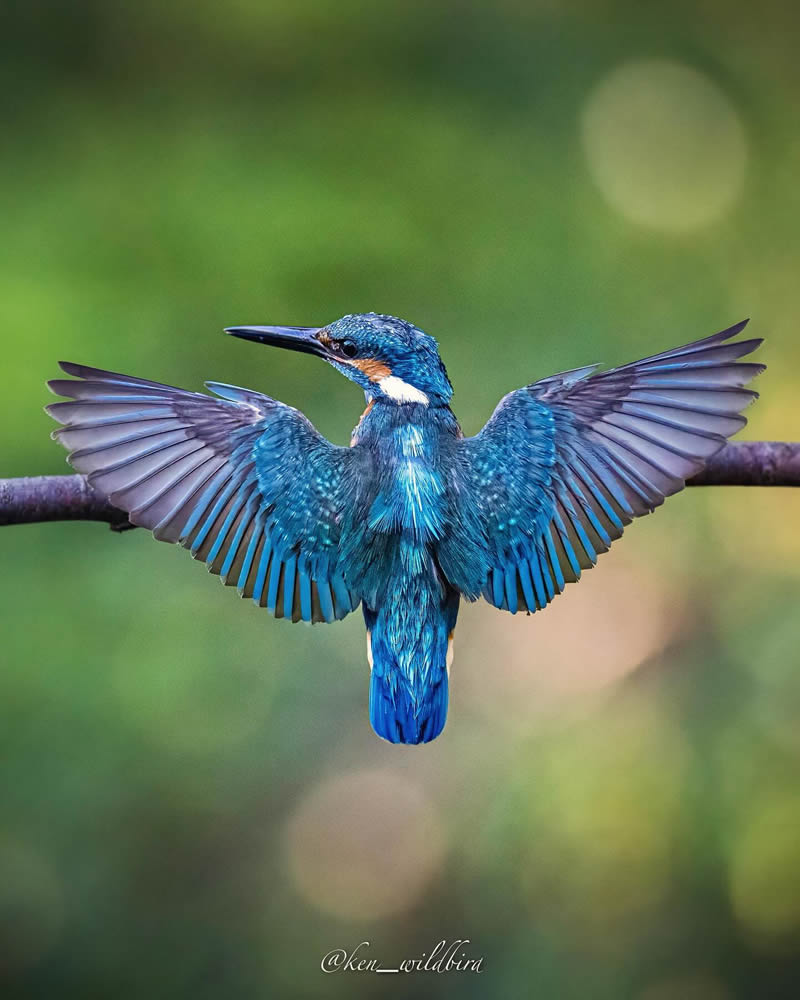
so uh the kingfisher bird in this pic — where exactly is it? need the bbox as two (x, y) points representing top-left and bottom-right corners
(47, 314), (764, 744)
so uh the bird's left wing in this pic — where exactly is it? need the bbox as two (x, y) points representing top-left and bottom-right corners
(441, 321), (764, 613)
(47, 363), (358, 623)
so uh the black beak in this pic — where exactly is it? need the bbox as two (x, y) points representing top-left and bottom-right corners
(225, 325), (327, 357)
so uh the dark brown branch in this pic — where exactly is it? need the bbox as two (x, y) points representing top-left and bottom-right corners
(1, 441), (798, 531)
(0, 475), (134, 530)
(686, 441), (800, 487)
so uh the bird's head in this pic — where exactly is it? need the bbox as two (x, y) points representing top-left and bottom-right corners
(226, 313), (452, 406)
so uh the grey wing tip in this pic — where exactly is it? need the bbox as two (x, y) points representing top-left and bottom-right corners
(43, 402), (64, 421)
(734, 337), (764, 352)
(47, 362), (87, 392)
(57, 361), (83, 376)
(725, 318), (750, 337)
(46, 378), (68, 397)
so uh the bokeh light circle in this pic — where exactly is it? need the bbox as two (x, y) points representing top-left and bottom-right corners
(285, 768), (446, 921)
(581, 59), (747, 231)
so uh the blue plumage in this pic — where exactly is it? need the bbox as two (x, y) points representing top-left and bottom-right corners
(46, 314), (765, 744)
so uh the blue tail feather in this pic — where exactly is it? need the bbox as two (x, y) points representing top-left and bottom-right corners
(365, 597), (456, 745)
(369, 658), (449, 745)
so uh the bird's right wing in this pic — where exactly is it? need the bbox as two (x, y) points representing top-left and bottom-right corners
(440, 321), (764, 613)
(47, 363), (359, 623)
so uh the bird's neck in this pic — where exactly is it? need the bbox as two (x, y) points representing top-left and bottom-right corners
(351, 397), (458, 447)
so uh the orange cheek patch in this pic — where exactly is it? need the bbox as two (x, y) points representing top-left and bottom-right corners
(351, 358), (391, 381)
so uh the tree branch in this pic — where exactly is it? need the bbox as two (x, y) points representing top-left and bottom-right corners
(0, 474), (134, 530)
(686, 441), (800, 487)
(1, 441), (798, 530)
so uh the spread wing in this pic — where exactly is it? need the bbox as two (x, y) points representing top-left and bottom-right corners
(46, 363), (359, 623)
(446, 320), (764, 613)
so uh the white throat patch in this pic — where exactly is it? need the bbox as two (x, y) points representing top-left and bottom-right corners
(378, 375), (429, 406)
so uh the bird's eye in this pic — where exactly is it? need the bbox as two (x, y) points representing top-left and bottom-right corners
(340, 340), (358, 358)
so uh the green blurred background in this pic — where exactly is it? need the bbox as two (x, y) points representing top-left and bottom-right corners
(2, 1), (799, 996)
